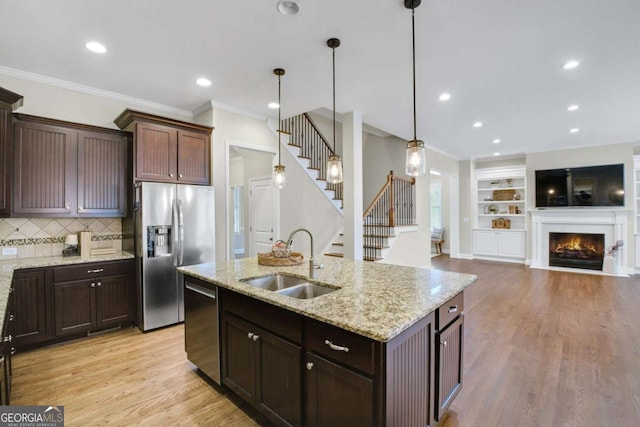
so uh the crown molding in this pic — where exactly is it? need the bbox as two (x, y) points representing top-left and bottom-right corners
(0, 65), (193, 119)
(193, 100), (266, 121)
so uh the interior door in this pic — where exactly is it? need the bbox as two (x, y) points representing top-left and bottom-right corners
(249, 178), (275, 256)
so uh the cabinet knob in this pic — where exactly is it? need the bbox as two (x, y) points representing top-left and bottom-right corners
(97, 282), (102, 287)
(252, 334), (260, 342)
(10, 347), (16, 355)
(179, 174), (183, 178)
(248, 332), (254, 340)
(169, 173), (174, 177)
(65, 205), (70, 210)
(78, 205), (84, 211)
(8, 314), (14, 322)
(91, 283), (96, 288)
(324, 339), (349, 353)
(3, 335), (12, 343)
(441, 340), (448, 347)
(306, 362), (314, 370)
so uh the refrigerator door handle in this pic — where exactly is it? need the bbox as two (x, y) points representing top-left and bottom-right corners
(172, 198), (179, 267)
(177, 199), (185, 266)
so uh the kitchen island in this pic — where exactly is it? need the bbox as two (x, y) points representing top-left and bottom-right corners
(179, 256), (477, 427)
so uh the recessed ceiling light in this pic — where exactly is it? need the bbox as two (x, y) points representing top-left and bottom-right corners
(438, 93), (451, 102)
(492, 139), (501, 144)
(430, 170), (441, 176)
(473, 121), (483, 128)
(563, 60), (580, 70)
(196, 78), (212, 87)
(85, 41), (106, 54)
(570, 128), (580, 133)
(493, 152), (501, 156)
(277, 0), (300, 15)
(268, 102), (280, 109)
(567, 104), (579, 111)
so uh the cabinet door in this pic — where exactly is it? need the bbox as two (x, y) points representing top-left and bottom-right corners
(95, 274), (134, 327)
(221, 313), (257, 404)
(54, 280), (95, 336)
(0, 108), (9, 216)
(257, 328), (302, 427)
(77, 130), (128, 216)
(305, 352), (374, 427)
(472, 230), (499, 256)
(435, 316), (464, 421)
(13, 121), (77, 215)
(13, 269), (48, 346)
(498, 231), (525, 258)
(135, 122), (177, 182)
(177, 130), (210, 184)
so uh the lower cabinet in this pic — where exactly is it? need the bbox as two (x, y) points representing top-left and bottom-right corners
(212, 281), (464, 427)
(12, 268), (49, 347)
(473, 229), (525, 260)
(1, 290), (15, 405)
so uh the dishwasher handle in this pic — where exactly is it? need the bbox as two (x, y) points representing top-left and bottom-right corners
(186, 282), (216, 299)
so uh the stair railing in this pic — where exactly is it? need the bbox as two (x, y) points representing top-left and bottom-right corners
(363, 171), (416, 227)
(280, 113), (343, 202)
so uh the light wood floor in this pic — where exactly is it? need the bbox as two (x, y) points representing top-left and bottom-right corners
(12, 257), (640, 426)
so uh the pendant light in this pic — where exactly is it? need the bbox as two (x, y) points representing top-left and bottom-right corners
(326, 38), (343, 184)
(273, 68), (287, 189)
(404, 0), (427, 177)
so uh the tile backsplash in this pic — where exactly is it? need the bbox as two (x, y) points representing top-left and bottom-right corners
(0, 218), (123, 259)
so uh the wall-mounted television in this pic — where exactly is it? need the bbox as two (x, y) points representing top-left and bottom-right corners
(535, 164), (625, 208)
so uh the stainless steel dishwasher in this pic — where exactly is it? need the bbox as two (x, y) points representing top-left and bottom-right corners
(184, 277), (220, 384)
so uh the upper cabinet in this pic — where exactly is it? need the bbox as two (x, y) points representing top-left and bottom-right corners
(114, 110), (213, 185)
(12, 114), (130, 217)
(0, 87), (24, 217)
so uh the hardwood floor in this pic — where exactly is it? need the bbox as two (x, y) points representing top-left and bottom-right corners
(12, 257), (640, 426)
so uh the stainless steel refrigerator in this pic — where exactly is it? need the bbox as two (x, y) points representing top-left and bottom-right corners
(133, 182), (215, 331)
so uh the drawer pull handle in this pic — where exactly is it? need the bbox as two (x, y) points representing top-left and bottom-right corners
(3, 335), (12, 343)
(441, 340), (447, 347)
(88, 269), (104, 274)
(306, 362), (314, 370)
(447, 305), (458, 313)
(325, 340), (349, 353)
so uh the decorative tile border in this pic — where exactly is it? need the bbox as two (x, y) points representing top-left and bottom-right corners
(0, 234), (123, 247)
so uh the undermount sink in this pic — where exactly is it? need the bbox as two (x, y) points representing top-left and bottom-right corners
(240, 273), (338, 299)
(240, 273), (307, 291)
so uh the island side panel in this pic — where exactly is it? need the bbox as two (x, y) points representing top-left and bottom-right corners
(384, 311), (436, 427)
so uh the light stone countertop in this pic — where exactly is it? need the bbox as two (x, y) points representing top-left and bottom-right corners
(179, 256), (477, 342)
(0, 252), (135, 334)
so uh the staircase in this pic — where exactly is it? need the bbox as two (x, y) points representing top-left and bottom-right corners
(281, 113), (343, 211)
(280, 114), (416, 262)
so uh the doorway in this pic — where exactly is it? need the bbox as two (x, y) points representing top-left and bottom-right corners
(430, 170), (459, 258)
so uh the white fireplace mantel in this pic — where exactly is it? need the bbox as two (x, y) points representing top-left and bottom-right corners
(529, 209), (632, 276)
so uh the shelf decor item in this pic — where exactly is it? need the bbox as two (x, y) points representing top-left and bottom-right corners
(258, 251), (304, 266)
(493, 189), (516, 201)
(492, 218), (511, 229)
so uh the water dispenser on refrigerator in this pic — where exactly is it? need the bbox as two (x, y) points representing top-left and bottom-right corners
(147, 226), (172, 258)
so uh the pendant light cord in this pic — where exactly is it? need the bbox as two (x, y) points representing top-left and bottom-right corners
(278, 73), (282, 164)
(411, 4), (417, 142)
(332, 45), (336, 154)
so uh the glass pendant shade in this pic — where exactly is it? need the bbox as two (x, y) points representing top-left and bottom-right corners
(405, 140), (426, 176)
(327, 154), (343, 184)
(273, 164), (286, 189)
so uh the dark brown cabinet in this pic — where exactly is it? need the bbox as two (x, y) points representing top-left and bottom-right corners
(12, 269), (49, 347)
(0, 87), (23, 216)
(52, 260), (135, 336)
(12, 114), (129, 217)
(221, 290), (302, 427)
(115, 109), (212, 185)
(1, 289), (15, 404)
(435, 292), (464, 422)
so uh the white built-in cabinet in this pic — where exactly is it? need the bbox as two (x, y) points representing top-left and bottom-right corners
(473, 165), (527, 263)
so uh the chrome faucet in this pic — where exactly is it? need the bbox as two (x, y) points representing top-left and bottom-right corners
(286, 228), (324, 279)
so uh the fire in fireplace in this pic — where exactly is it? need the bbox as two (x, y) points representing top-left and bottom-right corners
(549, 232), (605, 271)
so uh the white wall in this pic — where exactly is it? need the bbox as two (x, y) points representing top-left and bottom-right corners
(458, 160), (473, 257)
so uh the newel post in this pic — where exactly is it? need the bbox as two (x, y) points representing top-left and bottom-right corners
(388, 171), (395, 227)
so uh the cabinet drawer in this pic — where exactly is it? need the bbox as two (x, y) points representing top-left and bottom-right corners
(437, 292), (464, 330)
(305, 319), (375, 375)
(221, 289), (302, 344)
(53, 260), (134, 283)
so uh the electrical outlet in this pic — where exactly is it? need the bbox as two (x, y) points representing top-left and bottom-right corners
(2, 247), (17, 256)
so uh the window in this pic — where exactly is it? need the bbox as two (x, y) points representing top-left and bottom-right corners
(430, 180), (442, 229)
(233, 186), (243, 234)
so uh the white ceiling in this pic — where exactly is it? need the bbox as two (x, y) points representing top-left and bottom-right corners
(1, 0), (639, 160)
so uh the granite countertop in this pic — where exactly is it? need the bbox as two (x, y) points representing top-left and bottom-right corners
(0, 251), (135, 333)
(179, 256), (477, 342)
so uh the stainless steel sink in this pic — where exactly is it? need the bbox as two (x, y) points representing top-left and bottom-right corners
(240, 273), (308, 291)
(240, 273), (338, 299)
(274, 283), (337, 299)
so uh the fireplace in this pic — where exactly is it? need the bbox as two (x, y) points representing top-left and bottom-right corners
(548, 232), (605, 270)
